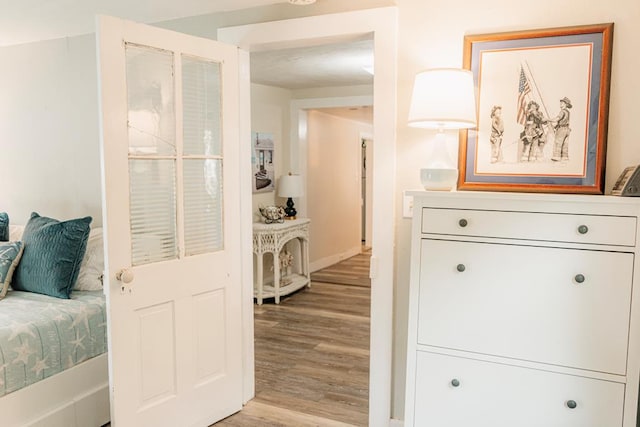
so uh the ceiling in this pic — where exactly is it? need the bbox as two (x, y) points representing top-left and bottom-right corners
(0, 0), (373, 123)
(250, 37), (374, 90)
(0, 0), (286, 47)
(249, 36), (374, 124)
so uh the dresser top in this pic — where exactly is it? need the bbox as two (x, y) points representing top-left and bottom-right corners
(408, 190), (640, 205)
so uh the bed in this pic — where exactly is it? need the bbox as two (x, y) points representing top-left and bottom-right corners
(0, 217), (111, 427)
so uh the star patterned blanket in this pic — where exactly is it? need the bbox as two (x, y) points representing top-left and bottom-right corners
(0, 290), (107, 397)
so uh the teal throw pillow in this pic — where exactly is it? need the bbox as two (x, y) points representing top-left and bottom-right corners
(13, 212), (92, 299)
(0, 212), (8, 242)
(0, 241), (24, 299)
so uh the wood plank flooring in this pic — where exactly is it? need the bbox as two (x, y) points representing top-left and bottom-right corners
(215, 281), (371, 426)
(310, 251), (371, 288)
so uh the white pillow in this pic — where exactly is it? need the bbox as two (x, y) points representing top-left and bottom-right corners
(9, 225), (24, 242)
(74, 227), (104, 291)
(0, 241), (24, 300)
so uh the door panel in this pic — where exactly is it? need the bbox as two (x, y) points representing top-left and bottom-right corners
(138, 302), (176, 404)
(194, 290), (226, 383)
(97, 15), (243, 426)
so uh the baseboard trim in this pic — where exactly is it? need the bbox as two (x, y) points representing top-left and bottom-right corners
(389, 419), (404, 427)
(309, 245), (362, 273)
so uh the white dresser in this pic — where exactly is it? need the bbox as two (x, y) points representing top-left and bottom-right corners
(404, 191), (640, 427)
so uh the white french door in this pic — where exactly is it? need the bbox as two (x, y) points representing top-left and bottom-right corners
(97, 15), (243, 426)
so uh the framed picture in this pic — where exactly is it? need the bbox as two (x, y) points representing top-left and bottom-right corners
(459, 23), (613, 194)
(251, 132), (275, 193)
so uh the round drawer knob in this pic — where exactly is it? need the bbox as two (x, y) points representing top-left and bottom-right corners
(451, 379), (460, 387)
(566, 400), (577, 409)
(577, 225), (589, 235)
(458, 219), (468, 228)
(574, 274), (585, 284)
(456, 264), (466, 273)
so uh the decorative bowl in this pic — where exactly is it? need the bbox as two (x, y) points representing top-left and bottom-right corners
(259, 206), (286, 224)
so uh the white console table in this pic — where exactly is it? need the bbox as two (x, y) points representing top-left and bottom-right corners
(252, 218), (310, 304)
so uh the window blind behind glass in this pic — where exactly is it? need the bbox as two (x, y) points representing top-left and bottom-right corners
(182, 57), (222, 156)
(125, 43), (179, 265)
(183, 159), (223, 255)
(125, 44), (177, 156)
(182, 56), (224, 256)
(129, 160), (178, 265)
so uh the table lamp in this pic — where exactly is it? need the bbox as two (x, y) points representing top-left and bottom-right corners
(278, 173), (303, 219)
(408, 68), (477, 190)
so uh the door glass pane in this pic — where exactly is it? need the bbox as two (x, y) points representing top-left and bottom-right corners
(129, 159), (178, 265)
(183, 159), (223, 255)
(126, 44), (176, 156)
(182, 56), (222, 156)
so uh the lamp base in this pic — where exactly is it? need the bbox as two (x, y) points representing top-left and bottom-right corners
(284, 197), (297, 219)
(421, 168), (458, 191)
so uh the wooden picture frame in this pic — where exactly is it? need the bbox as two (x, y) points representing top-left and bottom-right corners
(459, 23), (613, 194)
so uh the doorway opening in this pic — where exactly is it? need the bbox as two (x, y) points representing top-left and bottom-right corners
(219, 7), (398, 425)
(300, 103), (373, 273)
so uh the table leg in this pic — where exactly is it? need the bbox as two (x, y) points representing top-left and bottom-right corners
(274, 250), (281, 304)
(256, 253), (264, 305)
(302, 237), (310, 288)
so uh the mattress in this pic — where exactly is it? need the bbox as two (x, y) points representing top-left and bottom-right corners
(0, 290), (107, 397)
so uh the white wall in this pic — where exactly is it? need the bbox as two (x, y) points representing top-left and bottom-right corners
(0, 35), (101, 225)
(249, 82), (293, 283)
(306, 110), (371, 270)
(393, 0), (640, 419)
(250, 83), (292, 222)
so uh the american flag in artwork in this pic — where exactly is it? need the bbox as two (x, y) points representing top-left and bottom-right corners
(517, 66), (531, 125)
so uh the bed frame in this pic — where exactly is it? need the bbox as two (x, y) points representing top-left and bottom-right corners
(0, 353), (110, 427)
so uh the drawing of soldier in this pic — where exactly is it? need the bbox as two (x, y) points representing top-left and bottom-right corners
(489, 105), (504, 163)
(520, 100), (546, 162)
(547, 97), (572, 161)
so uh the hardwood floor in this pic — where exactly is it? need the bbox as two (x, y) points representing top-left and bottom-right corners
(310, 250), (372, 288)
(215, 280), (371, 426)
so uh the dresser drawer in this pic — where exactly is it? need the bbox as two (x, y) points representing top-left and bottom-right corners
(421, 207), (637, 246)
(418, 239), (633, 374)
(411, 351), (624, 427)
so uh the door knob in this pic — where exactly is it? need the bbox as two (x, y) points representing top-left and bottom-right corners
(116, 268), (134, 284)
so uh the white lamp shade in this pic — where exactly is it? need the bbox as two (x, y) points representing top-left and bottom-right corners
(278, 174), (304, 198)
(408, 68), (477, 129)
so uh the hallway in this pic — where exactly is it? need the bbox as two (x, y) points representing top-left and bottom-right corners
(217, 278), (371, 426)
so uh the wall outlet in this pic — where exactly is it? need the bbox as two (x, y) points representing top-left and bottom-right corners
(403, 191), (413, 218)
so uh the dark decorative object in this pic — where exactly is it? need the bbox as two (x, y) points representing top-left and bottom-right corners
(259, 206), (286, 224)
(284, 197), (297, 219)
